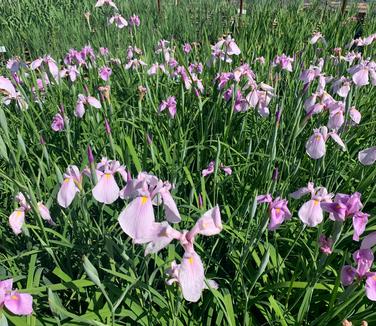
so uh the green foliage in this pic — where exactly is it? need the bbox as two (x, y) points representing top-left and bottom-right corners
(0, 0), (376, 325)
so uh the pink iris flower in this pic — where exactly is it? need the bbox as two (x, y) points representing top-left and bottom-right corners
(202, 162), (232, 177)
(348, 60), (376, 87)
(0, 279), (33, 315)
(183, 43), (192, 54)
(95, 0), (117, 9)
(209, 35), (241, 64)
(290, 182), (333, 227)
(0, 76), (28, 109)
(341, 249), (376, 301)
(257, 194), (292, 230)
(305, 126), (346, 159)
(159, 96), (177, 118)
(118, 172), (181, 241)
(310, 32), (326, 45)
(59, 65), (79, 82)
(273, 54), (294, 72)
(358, 147), (376, 166)
(151, 206), (221, 302)
(331, 77), (351, 98)
(99, 47), (109, 56)
(9, 193), (30, 235)
(319, 235), (333, 255)
(109, 15), (128, 29)
(30, 55), (59, 81)
(147, 63), (167, 76)
(99, 66), (112, 81)
(9, 193), (53, 234)
(75, 93), (101, 118)
(321, 192), (368, 241)
(124, 59), (147, 70)
(57, 165), (85, 208)
(129, 15), (140, 27)
(92, 158), (127, 204)
(51, 113), (64, 132)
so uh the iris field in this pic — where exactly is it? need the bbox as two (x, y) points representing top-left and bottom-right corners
(0, 0), (376, 325)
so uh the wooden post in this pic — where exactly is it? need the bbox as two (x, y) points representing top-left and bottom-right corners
(340, 0), (348, 15)
(239, 0), (243, 17)
(157, 0), (161, 13)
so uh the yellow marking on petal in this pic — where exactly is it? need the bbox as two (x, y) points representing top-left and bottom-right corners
(275, 208), (281, 214)
(104, 173), (111, 179)
(10, 295), (19, 300)
(188, 257), (194, 265)
(16, 211), (23, 218)
(202, 222), (209, 229)
(313, 200), (319, 206)
(315, 136), (321, 141)
(373, 276), (376, 281)
(336, 204), (341, 209)
(141, 196), (148, 205)
(64, 178), (70, 183)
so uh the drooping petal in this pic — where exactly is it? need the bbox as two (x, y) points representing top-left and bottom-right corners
(353, 212), (369, 241)
(9, 209), (25, 235)
(37, 202), (54, 224)
(353, 249), (374, 277)
(179, 251), (205, 302)
(361, 231), (376, 249)
(186, 206), (222, 241)
(92, 173), (120, 204)
(298, 199), (323, 227)
(75, 100), (85, 118)
(256, 194), (273, 203)
(0, 76), (17, 97)
(87, 96), (101, 109)
(350, 107), (361, 124)
(358, 147), (376, 166)
(4, 292), (33, 315)
(290, 183), (314, 199)
(57, 177), (79, 208)
(365, 275), (376, 301)
(340, 265), (356, 286)
(142, 222), (182, 255)
(329, 133), (346, 151)
(160, 189), (181, 223)
(118, 196), (155, 240)
(306, 133), (326, 159)
(352, 68), (369, 86)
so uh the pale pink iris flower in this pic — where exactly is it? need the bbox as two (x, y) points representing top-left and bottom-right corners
(0, 279), (33, 315)
(51, 113), (64, 132)
(57, 165), (85, 208)
(147, 63), (167, 76)
(9, 193), (53, 234)
(159, 96), (177, 118)
(305, 126), (346, 159)
(347, 60), (376, 87)
(358, 147), (376, 166)
(310, 32), (326, 45)
(109, 15), (128, 29)
(341, 249), (376, 301)
(59, 65), (79, 82)
(92, 158), (127, 204)
(30, 55), (59, 81)
(118, 172), (181, 240)
(273, 54), (294, 72)
(0, 76), (28, 109)
(158, 206), (222, 302)
(99, 66), (112, 81)
(202, 162), (232, 177)
(209, 35), (241, 64)
(75, 93), (101, 118)
(95, 0), (117, 9)
(290, 182), (333, 227)
(256, 194), (292, 230)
